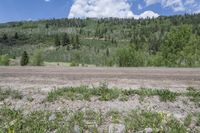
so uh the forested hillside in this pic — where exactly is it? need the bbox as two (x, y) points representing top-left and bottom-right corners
(1, 13), (200, 67)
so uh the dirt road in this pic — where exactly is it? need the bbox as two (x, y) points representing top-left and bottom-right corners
(0, 66), (200, 92)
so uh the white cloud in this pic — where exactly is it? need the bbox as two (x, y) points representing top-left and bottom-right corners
(44, 0), (51, 2)
(68, 0), (159, 19)
(139, 11), (159, 18)
(185, 0), (195, 5)
(144, 0), (185, 12)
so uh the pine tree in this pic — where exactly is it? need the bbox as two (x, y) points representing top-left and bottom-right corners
(75, 35), (80, 49)
(62, 33), (70, 47)
(106, 48), (110, 57)
(2, 34), (8, 40)
(14, 32), (19, 39)
(20, 51), (29, 66)
(54, 35), (60, 46)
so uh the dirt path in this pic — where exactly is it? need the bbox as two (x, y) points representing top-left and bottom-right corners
(0, 66), (200, 92)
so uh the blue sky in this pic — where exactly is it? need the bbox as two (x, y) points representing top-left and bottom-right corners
(0, 0), (200, 22)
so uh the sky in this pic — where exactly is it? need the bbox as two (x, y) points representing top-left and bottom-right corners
(0, 0), (200, 23)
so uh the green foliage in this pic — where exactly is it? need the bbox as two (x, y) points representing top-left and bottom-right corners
(62, 33), (70, 47)
(54, 35), (60, 46)
(161, 25), (193, 67)
(186, 87), (200, 105)
(184, 114), (192, 127)
(123, 88), (178, 102)
(116, 45), (144, 67)
(1, 14), (200, 67)
(14, 32), (19, 39)
(2, 34), (8, 40)
(20, 51), (29, 66)
(0, 106), (189, 133)
(47, 85), (178, 102)
(125, 110), (187, 132)
(70, 61), (79, 67)
(31, 50), (44, 66)
(0, 55), (10, 66)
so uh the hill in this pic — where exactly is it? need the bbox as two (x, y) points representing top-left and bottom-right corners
(0, 14), (200, 67)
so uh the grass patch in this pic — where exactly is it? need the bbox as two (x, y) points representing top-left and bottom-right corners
(47, 83), (121, 102)
(0, 107), (189, 133)
(0, 107), (102, 133)
(184, 114), (192, 127)
(0, 88), (22, 101)
(123, 88), (178, 102)
(106, 110), (121, 124)
(47, 85), (178, 102)
(186, 87), (200, 106)
(125, 110), (187, 133)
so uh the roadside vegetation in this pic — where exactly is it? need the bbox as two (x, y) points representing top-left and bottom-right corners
(0, 106), (194, 133)
(0, 88), (22, 101)
(47, 83), (179, 102)
(0, 86), (200, 132)
(186, 87), (200, 106)
(47, 85), (200, 105)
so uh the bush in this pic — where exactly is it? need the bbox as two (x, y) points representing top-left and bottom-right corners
(0, 55), (10, 66)
(70, 61), (79, 67)
(31, 50), (44, 66)
(20, 51), (29, 66)
(116, 46), (145, 67)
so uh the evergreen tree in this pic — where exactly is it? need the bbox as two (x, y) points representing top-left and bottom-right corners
(2, 34), (8, 40)
(14, 32), (19, 39)
(54, 35), (60, 46)
(106, 48), (110, 57)
(62, 33), (70, 47)
(20, 51), (29, 66)
(75, 35), (80, 49)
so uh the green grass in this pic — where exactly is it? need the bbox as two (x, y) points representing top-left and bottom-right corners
(186, 87), (200, 106)
(0, 107), (102, 133)
(184, 114), (192, 127)
(47, 85), (200, 105)
(47, 84), (178, 102)
(106, 110), (121, 124)
(0, 107), (189, 133)
(123, 88), (178, 102)
(0, 88), (22, 101)
(47, 83), (122, 102)
(125, 110), (187, 133)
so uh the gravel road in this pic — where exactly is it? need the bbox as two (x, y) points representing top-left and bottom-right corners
(0, 66), (200, 92)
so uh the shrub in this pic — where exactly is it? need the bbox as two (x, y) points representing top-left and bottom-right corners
(0, 55), (10, 66)
(70, 61), (79, 67)
(20, 51), (29, 66)
(31, 50), (44, 66)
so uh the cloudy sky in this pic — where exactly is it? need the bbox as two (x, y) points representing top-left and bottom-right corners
(0, 0), (200, 22)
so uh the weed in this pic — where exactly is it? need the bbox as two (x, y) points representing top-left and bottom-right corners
(184, 114), (192, 127)
(0, 107), (190, 133)
(123, 88), (178, 102)
(106, 110), (121, 124)
(47, 86), (178, 102)
(186, 88), (200, 106)
(125, 110), (187, 133)
(0, 88), (22, 101)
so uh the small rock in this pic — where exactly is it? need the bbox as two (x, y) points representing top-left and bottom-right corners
(144, 128), (153, 133)
(109, 124), (125, 133)
(48, 113), (56, 121)
(173, 113), (184, 119)
(73, 125), (81, 133)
